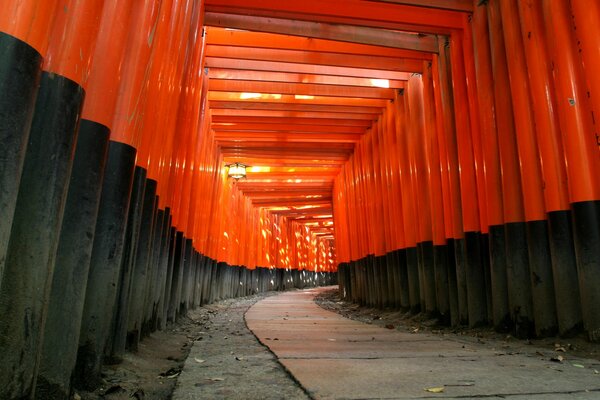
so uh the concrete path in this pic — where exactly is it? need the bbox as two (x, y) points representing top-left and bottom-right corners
(246, 287), (600, 400)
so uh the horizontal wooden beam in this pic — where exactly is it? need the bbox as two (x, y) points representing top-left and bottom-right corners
(215, 132), (361, 143)
(204, 21), (437, 53)
(212, 123), (366, 134)
(206, 57), (413, 81)
(204, 0), (464, 31)
(211, 108), (378, 120)
(208, 92), (389, 107)
(364, 0), (472, 12)
(212, 114), (373, 126)
(208, 79), (395, 99)
(208, 68), (407, 88)
(206, 45), (424, 72)
(209, 100), (382, 116)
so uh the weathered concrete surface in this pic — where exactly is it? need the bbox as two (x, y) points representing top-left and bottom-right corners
(247, 287), (600, 400)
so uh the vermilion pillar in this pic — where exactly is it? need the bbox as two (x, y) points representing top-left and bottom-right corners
(569, 0), (600, 147)
(517, 0), (581, 337)
(487, 0), (534, 338)
(471, 1), (509, 331)
(39, 0), (135, 397)
(75, 0), (162, 389)
(543, 0), (600, 342)
(499, 0), (557, 337)
(0, 0), (104, 398)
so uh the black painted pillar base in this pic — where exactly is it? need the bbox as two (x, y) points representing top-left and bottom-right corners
(547, 210), (582, 337)
(0, 32), (42, 291)
(488, 225), (511, 332)
(453, 238), (469, 325)
(395, 249), (410, 310)
(571, 201), (600, 342)
(74, 141), (136, 390)
(445, 239), (459, 326)
(465, 232), (487, 328)
(433, 244), (450, 325)
(0, 71), (84, 399)
(108, 166), (147, 363)
(418, 241), (437, 316)
(526, 220), (558, 337)
(37, 120), (110, 399)
(127, 179), (157, 350)
(406, 247), (421, 314)
(504, 222), (535, 339)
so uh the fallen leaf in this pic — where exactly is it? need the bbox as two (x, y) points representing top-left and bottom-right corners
(73, 394), (81, 400)
(594, 369), (599, 374)
(573, 363), (585, 368)
(424, 387), (445, 393)
(194, 358), (205, 363)
(555, 347), (566, 352)
(550, 355), (564, 363)
(166, 372), (180, 379)
(208, 377), (225, 382)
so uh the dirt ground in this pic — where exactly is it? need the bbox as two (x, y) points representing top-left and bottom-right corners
(76, 291), (307, 400)
(314, 287), (600, 364)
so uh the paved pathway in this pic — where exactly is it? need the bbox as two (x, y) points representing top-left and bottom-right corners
(246, 287), (600, 399)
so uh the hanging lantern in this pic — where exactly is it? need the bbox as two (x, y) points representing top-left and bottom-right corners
(227, 162), (247, 180)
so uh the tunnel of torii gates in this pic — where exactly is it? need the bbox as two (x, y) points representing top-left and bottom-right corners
(0, 0), (599, 398)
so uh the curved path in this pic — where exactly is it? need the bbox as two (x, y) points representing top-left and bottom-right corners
(246, 287), (600, 400)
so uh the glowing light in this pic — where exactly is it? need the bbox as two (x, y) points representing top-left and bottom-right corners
(295, 95), (314, 100)
(239, 92), (262, 99)
(249, 166), (271, 173)
(370, 78), (390, 88)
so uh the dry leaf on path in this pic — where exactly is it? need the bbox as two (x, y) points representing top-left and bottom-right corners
(424, 387), (445, 393)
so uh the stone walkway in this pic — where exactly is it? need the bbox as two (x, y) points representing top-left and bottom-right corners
(246, 287), (600, 399)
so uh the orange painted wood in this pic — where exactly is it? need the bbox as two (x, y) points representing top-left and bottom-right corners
(81, 0), (136, 128)
(499, 0), (547, 222)
(0, 0), (59, 55)
(542, 0), (600, 202)
(517, 0), (570, 213)
(471, 3), (505, 228)
(44, 0), (105, 88)
(487, 0), (526, 224)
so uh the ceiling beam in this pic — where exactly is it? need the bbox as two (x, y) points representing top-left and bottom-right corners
(364, 0), (472, 12)
(208, 79), (396, 99)
(212, 114), (373, 126)
(210, 99), (382, 120)
(205, 57), (414, 81)
(204, 21), (437, 54)
(207, 68), (407, 88)
(206, 45), (424, 73)
(208, 92), (389, 107)
(204, 0), (464, 31)
(215, 132), (361, 143)
(212, 123), (366, 134)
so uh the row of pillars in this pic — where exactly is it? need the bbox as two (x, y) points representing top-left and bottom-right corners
(334, 0), (600, 342)
(0, 2), (336, 400)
